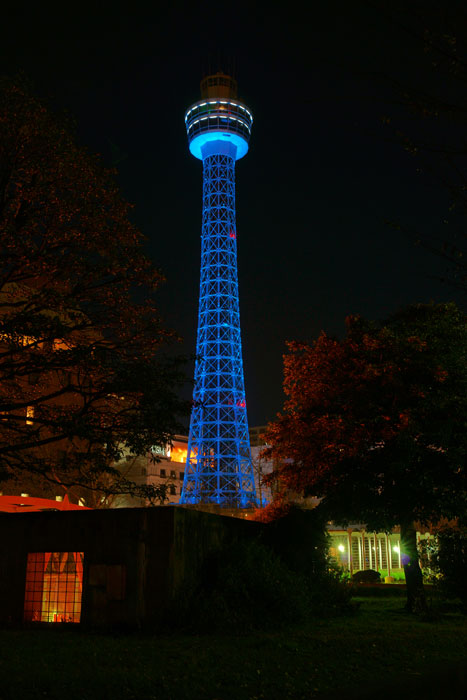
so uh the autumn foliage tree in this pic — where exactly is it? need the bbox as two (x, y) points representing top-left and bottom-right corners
(0, 77), (188, 502)
(264, 303), (467, 611)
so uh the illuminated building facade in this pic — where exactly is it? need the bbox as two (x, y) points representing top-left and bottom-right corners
(180, 74), (257, 508)
(113, 435), (189, 506)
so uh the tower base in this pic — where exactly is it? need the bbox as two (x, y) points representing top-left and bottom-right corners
(178, 503), (257, 520)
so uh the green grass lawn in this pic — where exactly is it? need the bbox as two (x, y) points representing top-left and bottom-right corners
(0, 598), (465, 699)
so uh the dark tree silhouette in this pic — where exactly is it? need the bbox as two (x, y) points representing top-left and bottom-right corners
(0, 77), (188, 502)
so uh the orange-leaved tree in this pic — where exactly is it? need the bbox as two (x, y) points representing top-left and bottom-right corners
(0, 77), (188, 503)
(264, 303), (466, 612)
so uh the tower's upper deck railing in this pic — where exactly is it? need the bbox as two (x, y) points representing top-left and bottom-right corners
(185, 99), (253, 161)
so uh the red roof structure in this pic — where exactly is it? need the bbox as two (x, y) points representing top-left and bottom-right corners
(0, 494), (90, 513)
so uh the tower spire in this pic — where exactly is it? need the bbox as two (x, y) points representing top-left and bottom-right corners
(180, 75), (257, 508)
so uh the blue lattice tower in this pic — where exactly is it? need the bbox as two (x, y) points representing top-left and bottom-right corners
(180, 74), (258, 508)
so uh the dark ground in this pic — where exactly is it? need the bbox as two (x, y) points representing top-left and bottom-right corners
(0, 598), (465, 699)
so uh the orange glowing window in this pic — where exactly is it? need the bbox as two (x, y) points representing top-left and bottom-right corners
(24, 552), (84, 623)
(170, 446), (188, 464)
(26, 406), (34, 425)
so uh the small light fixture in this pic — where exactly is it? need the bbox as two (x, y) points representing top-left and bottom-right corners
(393, 545), (400, 553)
(338, 544), (345, 553)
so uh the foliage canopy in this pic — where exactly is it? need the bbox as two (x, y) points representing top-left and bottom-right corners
(0, 77), (188, 502)
(264, 303), (466, 532)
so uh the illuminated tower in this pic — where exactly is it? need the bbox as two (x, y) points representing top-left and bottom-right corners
(180, 74), (257, 508)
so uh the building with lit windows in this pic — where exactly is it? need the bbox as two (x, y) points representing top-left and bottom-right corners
(112, 435), (190, 507)
(245, 427), (437, 581)
(113, 428), (273, 508)
(0, 421), (435, 583)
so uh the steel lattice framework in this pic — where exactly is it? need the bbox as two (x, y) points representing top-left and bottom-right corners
(180, 75), (258, 507)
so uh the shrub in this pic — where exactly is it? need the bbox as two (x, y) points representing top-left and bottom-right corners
(258, 506), (354, 617)
(308, 563), (355, 615)
(171, 538), (311, 631)
(260, 506), (330, 579)
(352, 569), (381, 584)
(429, 526), (467, 607)
(169, 515), (355, 633)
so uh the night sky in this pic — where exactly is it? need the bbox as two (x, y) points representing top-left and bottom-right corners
(1, 2), (465, 427)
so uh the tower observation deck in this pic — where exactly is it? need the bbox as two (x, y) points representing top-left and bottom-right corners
(179, 74), (258, 508)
